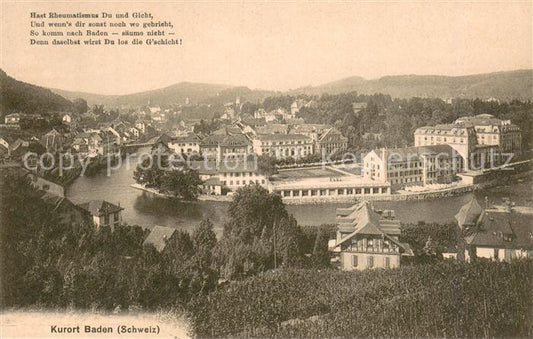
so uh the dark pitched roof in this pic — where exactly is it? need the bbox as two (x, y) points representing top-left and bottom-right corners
(172, 134), (200, 143)
(455, 197), (484, 228)
(143, 225), (177, 252)
(201, 134), (250, 147)
(255, 134), (311, 141)
(77, 200), (123, 216)
(334, 202), (403, 244)
(332, 202), (413, 255)
(318, 128), (348, 143)
(465, 210), (533, 249)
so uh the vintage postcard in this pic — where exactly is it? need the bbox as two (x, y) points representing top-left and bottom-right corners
(1, 1), (532, 338)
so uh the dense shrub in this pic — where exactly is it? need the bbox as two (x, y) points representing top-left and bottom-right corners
(188, 261), (533, 338)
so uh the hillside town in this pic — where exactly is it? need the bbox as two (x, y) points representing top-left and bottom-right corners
(3, 0), (533, 337)
(2, 89), (531, 272)
(1, 94), (527, 204)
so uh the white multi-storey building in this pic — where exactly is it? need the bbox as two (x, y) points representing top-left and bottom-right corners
(252, 134), (313, 159)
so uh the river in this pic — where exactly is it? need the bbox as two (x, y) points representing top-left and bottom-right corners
(66, 150), (532, 234)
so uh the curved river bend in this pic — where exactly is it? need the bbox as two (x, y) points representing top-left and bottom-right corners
(66, 150), (532, 234)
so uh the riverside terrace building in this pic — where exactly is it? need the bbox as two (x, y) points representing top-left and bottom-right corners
(252, 134), (314, 160)
(414, 114), (521, 170)
(363, 145), (464, 191)
(329, 201), (413, 270)
(269, 167), (391, 201)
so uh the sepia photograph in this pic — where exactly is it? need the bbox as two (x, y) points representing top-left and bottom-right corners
(0, 0), (532, 338)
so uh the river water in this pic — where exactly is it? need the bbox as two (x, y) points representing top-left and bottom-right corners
(66, 150), (532, 234)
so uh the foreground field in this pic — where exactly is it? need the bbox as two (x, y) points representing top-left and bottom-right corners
(188, 260), (532, 338)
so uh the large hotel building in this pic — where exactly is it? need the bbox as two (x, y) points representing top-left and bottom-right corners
(364, 114), (521, 191)
(414, 114), (521, 170)
(363, 145), (463, 190)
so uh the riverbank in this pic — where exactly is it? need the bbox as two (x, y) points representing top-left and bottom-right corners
(130, 183), (233, 202)
(131, 170), (532, 205)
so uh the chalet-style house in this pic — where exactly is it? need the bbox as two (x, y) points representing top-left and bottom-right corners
(455, 197), (533, 262)
(77, 200), (124, 231)
(329, 201), (413, 270)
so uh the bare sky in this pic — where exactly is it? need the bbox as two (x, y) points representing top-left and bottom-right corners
(1, 1), (532, 95)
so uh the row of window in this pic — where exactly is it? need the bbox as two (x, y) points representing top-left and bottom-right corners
(173, 142), (198, 147)
(102, 212), (120, 225)
(388, 170), (423, 177)
(223, 172), (258, 177)
(352, 255), (391, 268)
(390, 177), (423, 185)
(223, 179), (266, 186)
(260, 140), (311, 146)
(420, 137), (467, 143)
(279, 187), (386, 197)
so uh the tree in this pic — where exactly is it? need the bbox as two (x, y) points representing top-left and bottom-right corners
(193, 219), (217, 252)
(72, 98), (89, 114)
(160, 169), (203, 201)
(256, 154), (278, 176)
(92, 104), (105, 116)
(133, 157), (165, 188)
(224, 185), (288, 243)
(311, 225), (331, 268)
(216, 185), (306, 279)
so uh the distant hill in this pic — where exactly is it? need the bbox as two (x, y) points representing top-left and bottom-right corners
(52, 83), (275, 108)
(9, 69), (532, 113)
(0, 69), (72, 114)
(292, 70), (533, 100)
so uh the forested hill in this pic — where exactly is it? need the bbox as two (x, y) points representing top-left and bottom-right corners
(52, 82), (231, 108)
(293, 70), (533, 101)
(0, 69), (73, 114)
(52, 82), (265, 108)
(52, 83), (276, 108)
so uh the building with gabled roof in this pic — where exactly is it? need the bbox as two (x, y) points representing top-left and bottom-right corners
(455, 197), (533, 262)
(77, 200), (123, 231)
(168, 133), (201, 155)
(143, 225), (177, 252)
(200, 133), (252, 160)
(317, 127), (348, 154)
(329, 201), (413, 270)
(40, 128), (67, 153)
(455, 196), (484, 229)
